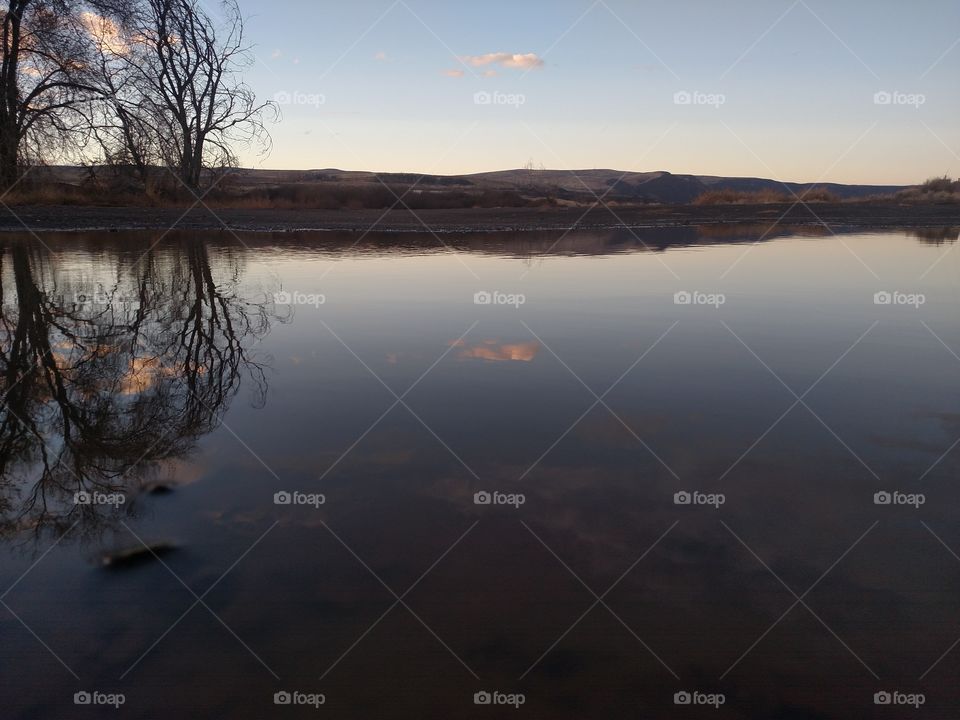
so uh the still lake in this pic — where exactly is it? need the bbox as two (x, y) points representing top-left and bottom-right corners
(1, 225), (959, 718)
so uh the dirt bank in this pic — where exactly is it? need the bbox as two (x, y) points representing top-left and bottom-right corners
(1, 202), (958, 234)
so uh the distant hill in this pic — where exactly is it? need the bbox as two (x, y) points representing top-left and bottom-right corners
(33, 165), (908, 207)
(461, 169), (903, 203)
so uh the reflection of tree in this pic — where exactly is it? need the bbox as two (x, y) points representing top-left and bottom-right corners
(0, 240), (272, 540)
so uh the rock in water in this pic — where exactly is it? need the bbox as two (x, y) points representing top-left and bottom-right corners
(100, 542), (177, 569)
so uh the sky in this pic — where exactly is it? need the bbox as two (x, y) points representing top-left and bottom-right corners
(227, 0), (959, 184)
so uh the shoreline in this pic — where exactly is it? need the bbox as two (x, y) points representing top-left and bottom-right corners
(1, 203), (958, 234)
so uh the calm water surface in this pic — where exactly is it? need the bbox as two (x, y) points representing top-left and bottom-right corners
(1, 226), (960, 718)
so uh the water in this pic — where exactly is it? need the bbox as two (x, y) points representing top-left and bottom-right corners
(1, 226), (959, 718)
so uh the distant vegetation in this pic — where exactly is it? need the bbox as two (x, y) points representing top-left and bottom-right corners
(693, 187), (840, 205)
(218, 185), (539, 211)
(896, 176), (960, 204)
(2, 179), (547, 209)
(693, 180), (960, 206)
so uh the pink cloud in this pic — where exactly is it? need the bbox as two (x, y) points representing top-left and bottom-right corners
(443, 69), (465, 78)
(460, 52), (544, 70)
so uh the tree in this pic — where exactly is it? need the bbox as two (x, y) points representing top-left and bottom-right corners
(92, 0), (274, 191)
(0, 0), (97, 189)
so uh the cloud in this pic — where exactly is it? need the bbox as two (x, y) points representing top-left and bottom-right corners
(374, 50), (388, 61)
(443, 69), (465, 78)
(80, 12), (128, 55)
(271, 49), (282, 59)
(483, 69), (497, 77)
(460, 52), (544, 70)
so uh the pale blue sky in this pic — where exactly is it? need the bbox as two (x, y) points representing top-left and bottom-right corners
(231, 0), (959, 184)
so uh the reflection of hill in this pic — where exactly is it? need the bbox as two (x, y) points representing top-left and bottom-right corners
(0, 238), (274, 540)
(5, 224), (940, 266)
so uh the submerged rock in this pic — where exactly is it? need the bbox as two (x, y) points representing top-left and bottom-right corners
(100, 542), (177, 569)
(143, 482), (175, 496)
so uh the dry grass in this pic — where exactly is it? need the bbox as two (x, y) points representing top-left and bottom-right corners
(896, 176), (960, 204)
(3, 179), (544, 210)
(694, 187), (840, 205)
(693, 188), (788, 205)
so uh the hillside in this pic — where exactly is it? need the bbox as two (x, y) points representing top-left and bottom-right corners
(27, 165), (908, 209)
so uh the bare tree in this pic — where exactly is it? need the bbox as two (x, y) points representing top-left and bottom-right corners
(0, 0), (98, 189)
(92, 0), (274, 191)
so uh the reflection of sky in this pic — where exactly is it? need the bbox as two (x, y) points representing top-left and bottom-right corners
(4, 229), (960, 717)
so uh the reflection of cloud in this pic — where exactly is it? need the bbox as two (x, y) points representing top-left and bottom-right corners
(443, 69), (465, 78)
(120, 357), (179, 395)
(450, 338), (540, 362)
(460, 52), (544, 69)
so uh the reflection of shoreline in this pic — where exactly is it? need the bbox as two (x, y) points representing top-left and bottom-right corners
(450, 338), (540, 363)
(0, 205), (957, 235)
(0, 223), (954, 262)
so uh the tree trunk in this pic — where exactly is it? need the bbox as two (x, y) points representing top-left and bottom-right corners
(0, 121), (18, 191)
